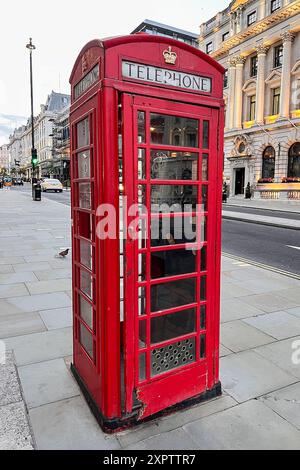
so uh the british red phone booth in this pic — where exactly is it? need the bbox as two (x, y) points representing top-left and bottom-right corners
(69, 34), (224, 432)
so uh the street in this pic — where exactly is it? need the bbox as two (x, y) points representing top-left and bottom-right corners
(12, 185), (300, 275)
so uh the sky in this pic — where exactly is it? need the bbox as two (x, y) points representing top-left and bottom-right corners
(0, 0), (229, 145)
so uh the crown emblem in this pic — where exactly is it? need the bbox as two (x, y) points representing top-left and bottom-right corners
(163, 46), (177, 65)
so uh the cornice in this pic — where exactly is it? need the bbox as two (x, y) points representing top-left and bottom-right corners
(211, 0), (300, 60)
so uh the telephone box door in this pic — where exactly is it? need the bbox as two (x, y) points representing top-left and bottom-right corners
(122, 94), (221, 419)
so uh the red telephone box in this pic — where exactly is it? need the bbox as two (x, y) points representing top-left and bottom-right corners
(69, 34), (224, 432)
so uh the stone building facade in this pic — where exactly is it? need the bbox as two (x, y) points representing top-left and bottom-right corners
(0, 144), (10, 170)
(199, 0), (300, 199)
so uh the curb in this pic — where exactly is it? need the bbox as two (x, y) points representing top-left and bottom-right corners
(225, 203), (300, 216)
(222, 252), (300, 281)
(222, 214), (300, 231)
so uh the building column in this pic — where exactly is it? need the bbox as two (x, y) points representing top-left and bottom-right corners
(234, 56), (246, 129)
(226, 58), (236, 129)
(255, 44), (269, 125)
(279, 31), (295, 119)
(258, 0), (266, 20)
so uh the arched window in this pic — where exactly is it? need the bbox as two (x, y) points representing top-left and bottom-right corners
(288, 143), (300, 178)
(262, 146), (275, 179)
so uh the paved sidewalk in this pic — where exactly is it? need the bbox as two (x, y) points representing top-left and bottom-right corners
(226, 196), (300, 213)
(1, 190), (300, 450)
(222, 209), (300, 230)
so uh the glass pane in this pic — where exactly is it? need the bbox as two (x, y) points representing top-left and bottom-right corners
(151, 278), (196, 312)
(150, 150), (198, 180)
(137, 111), (145, 143)
(138, 148), (146, 180)
(80, 239), (92, 270)
(151, 216), (197, 246)
(200, 305), (206, 330)
(79, 183), (92, 210)
(80, 269), (93, 299)
(200, 334), (206, 358)
(138, 185), (147, 215)
(151, 249), (196, 279)
(202, 153), (208, 181)
(79, 295), (93, 329)
(151, 337), (196, 376)
(202, 121), (209, 149)
(150, 114), (199, 148)
(138, 254), (147, 282)
(138, 287), (146, 316)
(201, 216), (207, 242)
(139, 353), (146, 381)
(77, 118), (90, 148)
(139, 320), (147, 348)
(78, 150), (91, 179)
(78, 212), (92, 240)
(138, 218), (147, 250)
(201, 246), (207, 272)
(151, 185), (197, 211)
(80, 323), (93, 359)
(202, 185), (208, 212)
(200, 276), (207, 301)
(151, 308), (196, 344)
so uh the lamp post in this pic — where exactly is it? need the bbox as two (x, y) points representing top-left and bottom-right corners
(26, 38), (38, 195)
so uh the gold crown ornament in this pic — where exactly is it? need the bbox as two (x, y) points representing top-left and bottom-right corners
(163, 46), (177, 65)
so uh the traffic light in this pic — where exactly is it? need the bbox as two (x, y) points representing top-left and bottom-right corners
(31, 149), (38, 168)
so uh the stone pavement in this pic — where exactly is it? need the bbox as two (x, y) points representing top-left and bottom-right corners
(222, 209), (300, 229)
(226, 196), (300, 213)
(1, 189), (300, 450)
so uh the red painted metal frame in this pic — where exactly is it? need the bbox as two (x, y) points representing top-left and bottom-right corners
(69, 34), (224, 426)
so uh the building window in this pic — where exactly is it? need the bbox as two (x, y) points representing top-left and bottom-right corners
(206, 42), (213, 54)
(274, 45), (283, 68)
(250, 56), (258, 77)
(224, 70), (228, 88)
(271, 0), (281, 13)
(272, 87), (280, 115)
(288, 142), (300, 178)
(249, 95), (256, 121)
(222, 31), (229, 42)
(247, 11), (257, 26)
(262, 146), (275, 179)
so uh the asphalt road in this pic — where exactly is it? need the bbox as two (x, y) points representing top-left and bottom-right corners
(11, 185), (300, 275)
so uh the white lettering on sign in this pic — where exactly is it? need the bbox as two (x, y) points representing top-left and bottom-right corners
(74, 64), (100, 99)
(122, 61), (212, 93)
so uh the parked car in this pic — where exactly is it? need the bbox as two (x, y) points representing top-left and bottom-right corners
(13, 178), (24, 186)
(41, 178), (63, 193)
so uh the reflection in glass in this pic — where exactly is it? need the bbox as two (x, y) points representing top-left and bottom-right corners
(202, 121), (209, 149)
(200, 246), (207, 272)
(80, 323), (93, 359)
(138, 111), (146, 143)
(78, 212), (92, 240)
(80, 269), (93, 300)
(202, 153), (208, 181)
(200, 276), (207, 301)
(79, 183), (92, 210)
(151, 216), (197, 246)
(138, 148), (146, 180)
(151, 278), (196, 312)
(151, 308), (196, 344)
(138, 185), (147, 215)
(201, 216), (207, 242)
(138, 254), (147, 282)
(200, 334), (206, 358)
(78, 150), (91, 179)
(77, 118), (90, 148)
(151, 185), (197, 211)
(79, 295), (93, 329)
(151, 249), (196, 279)
(138, 218), (147, 250)
(200, 305), (206, 330)
(150, 150), (198, 180)
(139, 320), (147, 348)
(150, 114), (198, 148)
(80, 239), (92, 270)
(138, 287), (146, 316)
(139, 353), (146, 381)
(202, 185), (208, 212)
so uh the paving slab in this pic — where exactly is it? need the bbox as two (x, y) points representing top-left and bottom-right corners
(183, 400), (300, 450)
(13, 262), (52, 273)
(0, 265), (14, 274)
(0, 312), (46, 339)
(221, 320), (275, 352)
(0, 402), (34, 450)
(233, 277), (297, 295)
(3, 328), (73, 366)
(219, 344), (233, 357)
(35, 269), (71, 281)
(0, 272), (38, 285)
(0, 283), (29, 299)
(254, 336), (300, 379)
(5, 292), (71, 313)
(221, 350), (297, 402)
(29, 396), (121, 450)
(117, 395), (237, 448)
(243, 311), (300, 340)
(124, 427), (199, 450)
(18, 358), (80, 409)
(39, 307), (72, 330)
(259, 382), (300, 431)
(241, 293), (298, 313)
(221, 282), (253, 300)
(221, 298), (265, 323)
(286, 307), (300, 319)
(25, 279), (71, 295)
(277, 288), (300, 304)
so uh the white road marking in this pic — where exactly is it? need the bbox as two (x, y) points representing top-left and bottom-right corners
(287, 246), (300, 251)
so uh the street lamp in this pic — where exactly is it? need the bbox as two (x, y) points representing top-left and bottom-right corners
(26, 38), (38, 195)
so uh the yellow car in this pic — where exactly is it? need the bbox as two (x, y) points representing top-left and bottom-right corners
(41, 178), (63, 193)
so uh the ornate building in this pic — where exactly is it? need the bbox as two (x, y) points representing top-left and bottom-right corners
(0, 144), (10, 171)
(199, 0), (300, 199)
